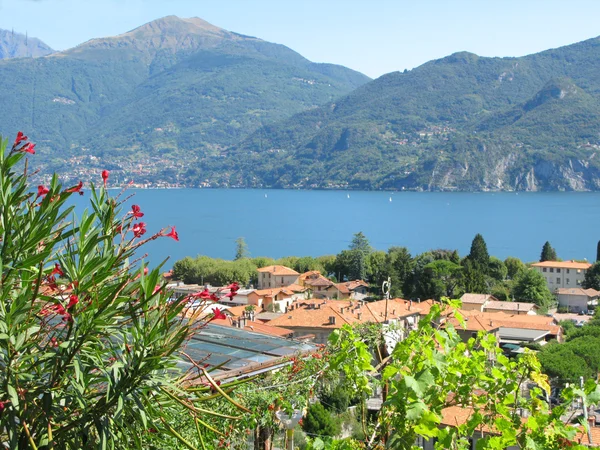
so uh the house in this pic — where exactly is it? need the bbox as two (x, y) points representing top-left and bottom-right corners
(460, 293), (538, 315)
(247, 288), (296, 312)
(531, 260), (591, 290)
(257, 265), (299, 289)
(460, 293), (497, 311)
(267, 298), (421, 344)
(333, 280), (369, 300)
(445, 313), (501, 343)
(555, 287), (600, 313)
(459, 310), (564, 344)
(483, 300), (539, 315)
(303, 275), (335, 299)
(209, 306), (294, 338)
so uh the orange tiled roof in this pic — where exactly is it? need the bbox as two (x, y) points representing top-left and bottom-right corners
(484, 301), (539, 312)
(556, 287), (600, 297)
(335, 280), (369, 293)
(461, 293), (495, 304)
(573, 425), (600, 447)
(459, 310), (562, 336)
(286, 283), (308, 292)
(225, 305), (264, 317)
(531, 260), (591, 270)
(298, 271), (322, 282)
(305, 276), (334, 287)
(252, 288), (295, 297)
(257, 265), (300, 276)
(268, 298), (420, 329)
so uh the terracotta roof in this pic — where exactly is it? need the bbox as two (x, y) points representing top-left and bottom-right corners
(305, 276), (334, 288)
(286, 283), (308, 292)
(251, 288), (295, 297)
(335, 280), (369, 293)
(446, 314), (500, 332)
(298, 271), (322, 282)
(459, 310), (562, 336)
(224, 305), (264, 318)
(440, 405), (526, 436)
(257, 265), (299, 276)
(531, 260), (591, 270)
(460, 293), (496, 304)
(556, 288), (600, 297)
(484, 301), (539, 312)
(268, 298), (420, 329)
(573, 425), (600, 447)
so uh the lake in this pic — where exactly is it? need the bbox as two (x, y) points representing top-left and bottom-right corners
(69, 189), (600, 268)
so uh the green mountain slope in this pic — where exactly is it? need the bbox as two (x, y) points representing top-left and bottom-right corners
(226, 37), (600, 191)
(0, 16), (369, 179)
(0, 29), (53, 59)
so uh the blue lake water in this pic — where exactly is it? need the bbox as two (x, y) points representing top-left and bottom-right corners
(69, 189), (600, 269)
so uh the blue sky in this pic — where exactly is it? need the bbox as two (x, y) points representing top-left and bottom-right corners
(1, 0), (600, 78)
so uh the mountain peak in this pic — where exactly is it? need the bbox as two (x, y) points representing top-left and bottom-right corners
(123, 15), (227, 38)
(0, 29), (53, 59)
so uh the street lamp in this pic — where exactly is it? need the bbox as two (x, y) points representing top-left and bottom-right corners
(276, 409), (304, 450)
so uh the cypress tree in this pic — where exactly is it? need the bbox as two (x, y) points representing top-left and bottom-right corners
(540, 241), (557, 262)
(467, 233), (490, 269)
(596, 240), (600, 262)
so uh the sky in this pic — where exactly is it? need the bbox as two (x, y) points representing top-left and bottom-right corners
(1, 0), (600, 78)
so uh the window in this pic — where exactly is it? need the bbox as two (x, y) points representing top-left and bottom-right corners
(550, 268), (554, 273)
(543, 268), (547, 272)
(577, 279), (582, 285)
(557, 278), (561, 284)
(577, 269), (582, 274)
(566, 278), (570, 284)
(567, 269), (570, 274)
(557, 268), (561, 273)
(281, 277), (284, 283)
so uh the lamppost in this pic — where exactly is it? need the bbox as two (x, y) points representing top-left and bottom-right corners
(275, 409), (304, 450)
(382, 277), (391, 322)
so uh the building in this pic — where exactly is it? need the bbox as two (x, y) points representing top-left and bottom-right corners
(531, 260), (591, 290)
(257, 265), (300, 289)
(247, 288), (296, 312)
(267, 298), (422, 344)
(333, 280), (369, 300)
(460, 293), (497, 311)
(555, 288), (600, 313)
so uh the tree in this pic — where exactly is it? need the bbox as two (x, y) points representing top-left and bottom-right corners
(235, 236), (250, 260)
(420, 260), (463, 300)
(513, 269), (554, 309)
(349, 231), (372, 254)
(505, 256), (526, 280)
(342, 232), (373, 282)
(302, 403), (341, 437)
(583, 261), (600, 290)
(385, 247), (413, 298)
(462, 258), (487, 293)
(540, 241), (558, 262)
(0, 133), (240, 448)
(367, 250), (387, 288)
(488, 256), (508, 281)
(467, 233), (490, 269)
(597, 240), (600, 262)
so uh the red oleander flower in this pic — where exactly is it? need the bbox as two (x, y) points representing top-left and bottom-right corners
(22, 143), (35, 154)
(115, 224), (122, 234)
(66, 181), (84, 196)
(163, 226), (179, 241)
(211, 308), (227, 321)
(153, 285), (162, 294)
(101, 170), (109, 186)
(51, 263), (64, 277)
(225, 291), (237, 300)
(192, 289), (212, 299)
(46, 275), (59, 292)
(132, 222), (146, 238)
(37, 185), (49, 198)
(131, 204), (144, 219)
(226, 282), (240, 292)
(67, 294), (79, 309)
(143, 267), (149, 275)
(14, 131), (27, 147)
(210, 293), (220, 301)
(0, 400), (7, 413)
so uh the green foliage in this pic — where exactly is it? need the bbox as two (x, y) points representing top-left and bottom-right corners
(540, 241), (558, 261)
(327, 301), (597, 449)
(583, 261), (600, 290)
(512, 268), (554, 309)
(302, 403), (341, 438)
(234, 237), (249, 260)
(505, 256), (526, 279)
(0, 134), (244, 448)
(172, 255), (257, 286)
(467, 233), (490, 269)
(488, 256), (508, 281)
(419, 259), (463, 300)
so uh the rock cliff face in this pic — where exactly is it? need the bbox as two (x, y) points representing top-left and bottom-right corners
(0, 29), (53, 59)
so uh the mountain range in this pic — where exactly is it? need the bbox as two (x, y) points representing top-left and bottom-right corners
(2, 17), (600, 191)
(0, 29), (54, 59)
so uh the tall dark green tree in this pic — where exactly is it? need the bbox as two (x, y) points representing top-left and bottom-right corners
(234, 236), (250, 260)
(512, 269), (554, 310)
(597, 240), (600, 262)
(385, 247), (413, 298)
(347, 232), (372, 281)
(467, 233), (490, 269)
(540, 241), (558, 262)
(583, 261), (600, 290)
